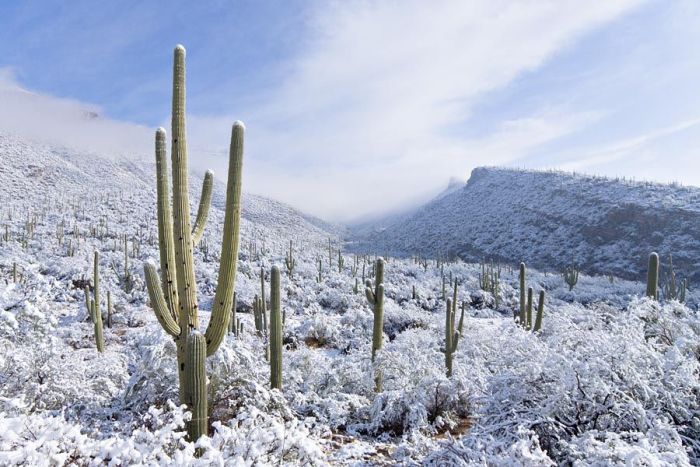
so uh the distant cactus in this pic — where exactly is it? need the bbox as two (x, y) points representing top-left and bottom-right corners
(269, 266), (283, 389)
(106, 291), (112, 329)
(317, 258), (323, 283)
(518, 262), (526, 324)
(142, 45), (244, 443)
(338, 251), (345, 272)
(284, 240), (295, 278)
(661, 254), (687, 303)
(365, 258), (385, 391)
(444, 297), (464, 377)
(533, 290), (545, 332)
(526, 287), (533, 330)
(563, 264), (579, 291)
(228, 291), (238, 334)
(479, 260), (501, 307)
(646, 253), (659, 299)
(92, 251), (104, 353)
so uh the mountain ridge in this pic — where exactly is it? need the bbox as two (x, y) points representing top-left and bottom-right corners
(350, 166), (700, 282)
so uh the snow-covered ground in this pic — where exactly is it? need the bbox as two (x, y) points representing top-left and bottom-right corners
(0, 133), (699, 465)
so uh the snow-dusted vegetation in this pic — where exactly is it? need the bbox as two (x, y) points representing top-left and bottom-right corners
(0, 46), (699, 466)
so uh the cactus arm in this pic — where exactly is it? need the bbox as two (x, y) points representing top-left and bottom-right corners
(191, 170), (213, 246)
(204, 122), (244, 356)
(270, 266), (283, 389)
(171, 45), (200, 334)
(154, 128), (179, 320)
(145, 262), (181, 337)
(457, 301), (465, 334)
(185, 331), (207, 443)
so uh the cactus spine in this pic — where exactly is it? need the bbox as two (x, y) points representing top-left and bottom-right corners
(646, 252), (659, 299)
(92, 251), (104, 352)
(143, 45), (244, 442)
(365, 258), (385, 391)
(269, 266), (283, 389)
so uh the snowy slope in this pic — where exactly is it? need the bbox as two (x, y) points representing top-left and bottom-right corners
(351, 166), (700, 282)
(0, 134), (698, 465)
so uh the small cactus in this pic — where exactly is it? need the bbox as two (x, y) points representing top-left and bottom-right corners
(284, 240), (295, 278)
(646, 253), (659, 299)
(518, 262), (526, 324)
(563, 264), (579, 291)
(444, 298), (463, 377)
(533, 290), (545, 332)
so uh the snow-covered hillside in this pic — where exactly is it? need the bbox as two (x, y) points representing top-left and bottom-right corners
(0, 135), (699, 465)
(351, 167), (700, 283)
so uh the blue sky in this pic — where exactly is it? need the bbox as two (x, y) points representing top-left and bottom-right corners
(0, 0), (698, 221)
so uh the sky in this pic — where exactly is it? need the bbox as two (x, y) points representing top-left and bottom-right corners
(0, 0), (698, 222)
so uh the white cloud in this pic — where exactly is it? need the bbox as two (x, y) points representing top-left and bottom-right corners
(187, 0), (645, 220)
(0, 68), (151, 158)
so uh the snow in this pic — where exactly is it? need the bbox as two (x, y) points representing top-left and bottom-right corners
(0, 133), (698, 465)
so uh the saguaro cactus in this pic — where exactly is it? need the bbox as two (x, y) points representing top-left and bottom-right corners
(285, 240), (295, 278)
(444, 297), (463, 377)
(533, 290), (545, 332)
(365, 257), (385, 391)
(92, 251), (104, 353)
(518, 262), (526, 323)
(646, 252), (659, 299)
(269, 266), (283, 389)
(143, 45), (244, 443)
(563, 264), (579, 291)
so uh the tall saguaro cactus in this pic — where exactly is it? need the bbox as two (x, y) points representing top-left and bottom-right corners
(518, 262), (526, 324)
(269, 266), (283, 390)
(646, 252), (659, 299)
(445, 298), (462, 377)
(92, 251), (104, 353)
(365, 257), (385, 391)
(144, 44), (244, 443)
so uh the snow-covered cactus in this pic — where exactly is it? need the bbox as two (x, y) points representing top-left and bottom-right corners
(518, 262), (526, 323)
(338, 251), (344, 272)
(92, 251), (104, 353)
(533, 290), (545, 332)
(317, 258), (322, 283)
(445, 297), (463, 377)
(285, 240), (295, 278)
(106, 290), (112, 329)
(662, 254), (687, 303)
(269, 266), (283, 389)
(228, 291), (238, 334)
(646, 252), (659, 299)
(526, 287), (533, 330)
(563, 264), (579, 291)
(365, 257), (385, 390)
(143, 45), (244, 443)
